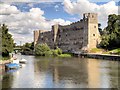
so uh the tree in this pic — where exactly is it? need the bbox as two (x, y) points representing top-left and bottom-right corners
(22, 42), (34, 51)
(35, 43), (52, 56)
(100, 14), (120, 49)
(1, 24), (14, 57)
(21, 42), (34, 55)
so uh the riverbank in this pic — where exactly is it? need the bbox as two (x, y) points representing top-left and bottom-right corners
(73, 52), (120, 61)
(0, 58), (13, 70)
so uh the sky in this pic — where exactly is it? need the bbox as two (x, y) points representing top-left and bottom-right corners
(0, 0), (119, 45)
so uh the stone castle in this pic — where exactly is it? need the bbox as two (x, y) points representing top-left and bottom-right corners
(34, 13), (100, 52)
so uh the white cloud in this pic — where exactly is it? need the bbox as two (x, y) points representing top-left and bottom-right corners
(0, 4), (20, 15)
(0, 3), (71, 45)
(0, 0), (63, 3)
(52, 18), (71, 25)
(63, 0), (118, 28)
(54, 5), (59, 11)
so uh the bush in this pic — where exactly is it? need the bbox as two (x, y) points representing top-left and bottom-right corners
(58, 54), (72, 58)
(52, 50), (59, 56)
(35, 44), (71, 57)
(52, 47), (62, 56)
(35, 43), (52, 56)
(56, 47), (62, 55)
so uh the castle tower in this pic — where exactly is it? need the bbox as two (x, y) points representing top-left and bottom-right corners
(83, 13), (100, 51)
(34, 30), (40, 47)
(52, 24), (59, 48)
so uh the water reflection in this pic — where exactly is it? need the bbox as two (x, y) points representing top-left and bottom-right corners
(1, 56), (119, 88)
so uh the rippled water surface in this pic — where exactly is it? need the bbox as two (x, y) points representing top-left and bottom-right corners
(1, 55), (120, 88)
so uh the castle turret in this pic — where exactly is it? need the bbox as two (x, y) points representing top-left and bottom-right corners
(34, 30), (40, 47)
(83, 13), (100, 51)
(52, 24), (59, 43)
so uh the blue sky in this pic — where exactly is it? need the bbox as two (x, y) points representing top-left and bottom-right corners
(11, 2), (79, 22)
(11, 1), (119, 22)
(0, 0), (119, 45)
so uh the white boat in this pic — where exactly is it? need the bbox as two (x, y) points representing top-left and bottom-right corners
(12, 59), (19, 64)
(19, 58), (27, 63)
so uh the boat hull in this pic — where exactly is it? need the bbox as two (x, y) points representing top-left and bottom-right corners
(5, 63), (20, 69)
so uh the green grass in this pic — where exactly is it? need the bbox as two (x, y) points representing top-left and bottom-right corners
(58, 54), (72, 58)
(90, 48), (104, 53)
(108, 48), (120, 54)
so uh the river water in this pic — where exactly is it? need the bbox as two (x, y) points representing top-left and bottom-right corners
(1, 55), (120, 88)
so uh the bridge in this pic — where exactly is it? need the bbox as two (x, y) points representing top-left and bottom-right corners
(14, 47), (22, 53)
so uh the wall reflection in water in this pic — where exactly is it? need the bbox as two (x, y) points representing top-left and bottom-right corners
(2, 56), (119, 88)
(34, 57), (119, 88)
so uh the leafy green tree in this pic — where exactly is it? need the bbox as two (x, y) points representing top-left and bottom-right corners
(100, 14), (120, 49)
(22, 42), (34, 51)
(35, 43), (52, 56)
(1, 24), (14, 57)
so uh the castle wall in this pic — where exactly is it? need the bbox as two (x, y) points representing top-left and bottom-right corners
(37, 30), (54, 49)
(56, 23), (84, 52)
(34, 13), (100, 52)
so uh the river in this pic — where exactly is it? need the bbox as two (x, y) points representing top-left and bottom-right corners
(1, 55), (120, 88)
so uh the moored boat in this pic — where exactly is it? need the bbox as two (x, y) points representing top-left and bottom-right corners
(19, 58), (27, 63)
(5, 63), (20, 69)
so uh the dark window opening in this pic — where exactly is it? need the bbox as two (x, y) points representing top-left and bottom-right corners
(59, 35), (61, 38)
(52, 39), (54, 41)
(93, 34), (95, 36)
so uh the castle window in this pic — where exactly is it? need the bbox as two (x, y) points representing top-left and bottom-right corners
(93, 34), (95, 36)
(66, 33), (67, 36)
(94, 26), (96, 28)
(59, 35), (61, 38)
(92, 15), (94, 18)
(41, 38), (43, 40)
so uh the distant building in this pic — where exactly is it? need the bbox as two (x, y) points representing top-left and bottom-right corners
(34, 13), (100, 52)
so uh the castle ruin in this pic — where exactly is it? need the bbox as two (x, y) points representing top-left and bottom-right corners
(34, 13), (100, 52)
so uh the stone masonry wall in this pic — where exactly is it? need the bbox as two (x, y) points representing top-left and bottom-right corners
(34, 13), (100, 52)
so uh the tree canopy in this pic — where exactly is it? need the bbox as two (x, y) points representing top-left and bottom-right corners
(35, 43), (52, 56)
(100, 14), (120, 49)
(1, 24), (14, 57)
(35, 43), (62, 56)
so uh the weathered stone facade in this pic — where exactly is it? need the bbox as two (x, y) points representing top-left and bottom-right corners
(34, 13), (100, 52)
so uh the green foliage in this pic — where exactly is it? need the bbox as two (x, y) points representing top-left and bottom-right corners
(90, 48), (104, 53)
(1, 24), (14, 57)
(108, 48), (120, 54)
(100, 14), (120, 49)
(35, 43), (52, 56)
(56, 47), (62, 55)
(52, 47), (62, 56)
(58, 54), (72, 58)
(22, 42), (34, 51)
(35, 44), (63, 57)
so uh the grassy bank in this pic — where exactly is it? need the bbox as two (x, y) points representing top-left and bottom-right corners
(107, 48), (120, 54)
(90, 48), (120, 55)
(58, 53), (72, 58)
(89, 48), (105, 53)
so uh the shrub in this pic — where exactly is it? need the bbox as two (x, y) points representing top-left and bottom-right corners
(35, 43), (52, 56)
(52, 50), (59, 56)
(56, 47), (62, 55)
